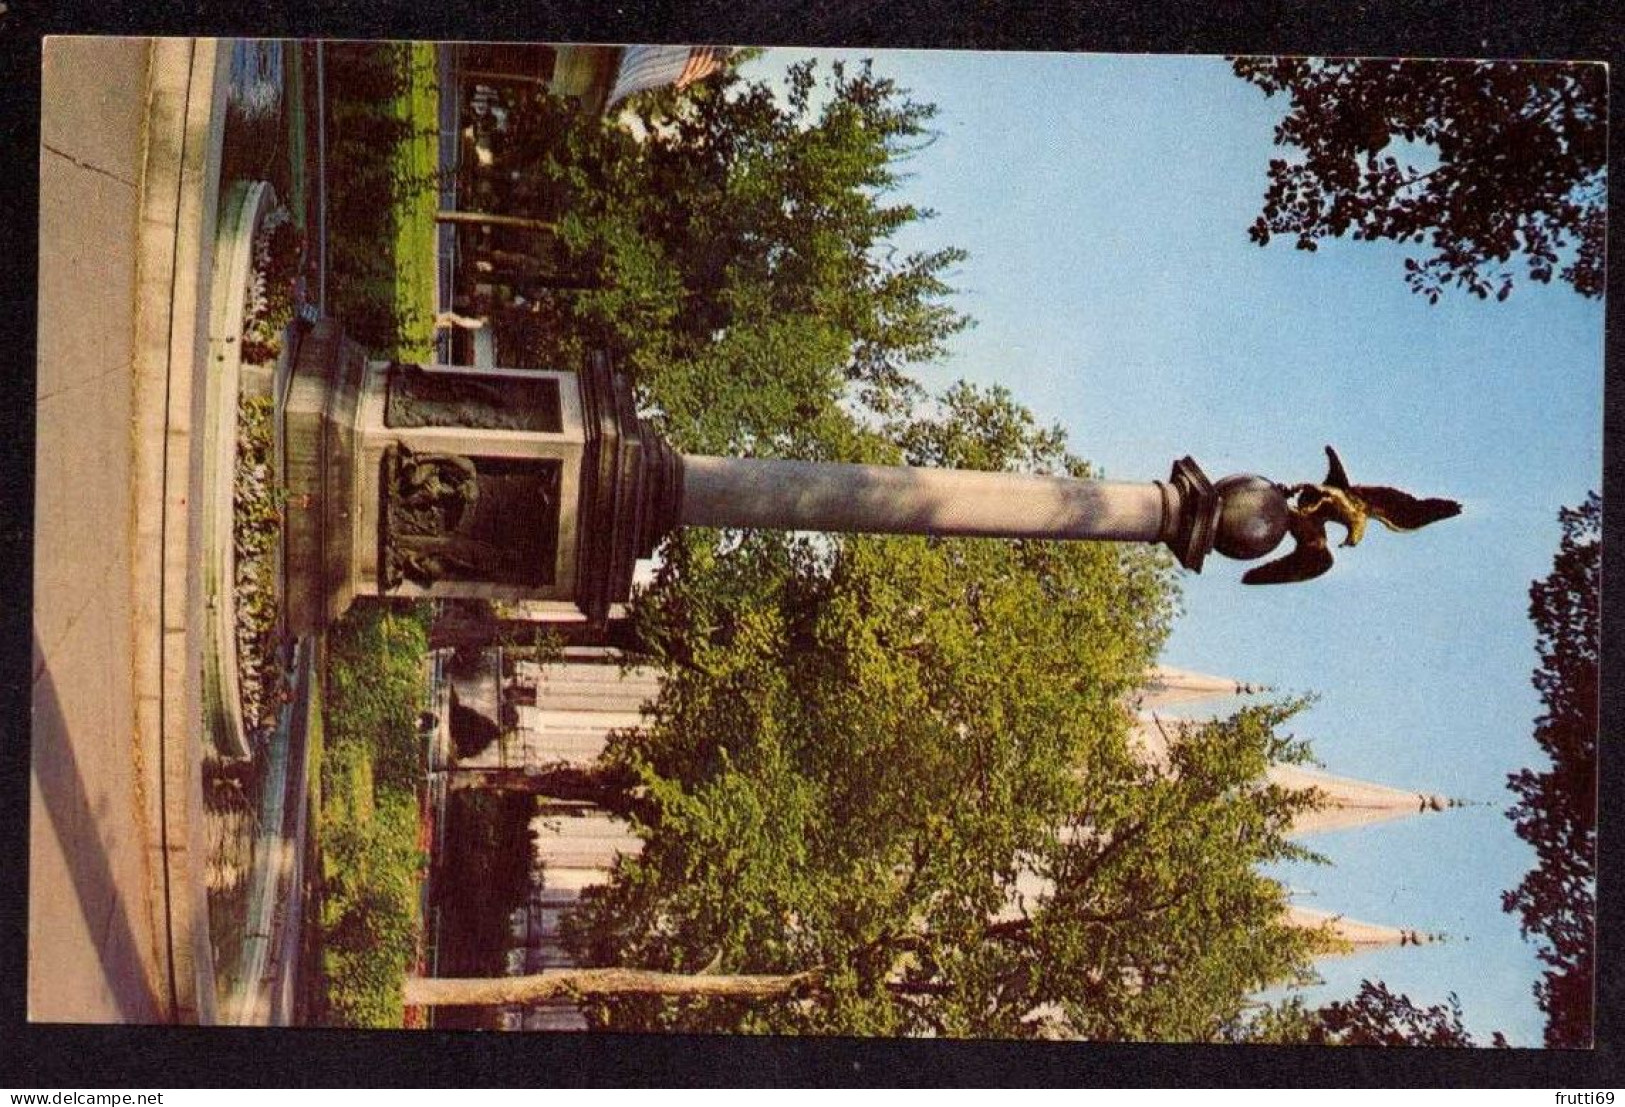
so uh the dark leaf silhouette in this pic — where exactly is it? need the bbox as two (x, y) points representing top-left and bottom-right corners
(1502, 494), (1598, 1047)
(1243, 980), (1505, 1047)
(1233, 57), (1605, 302)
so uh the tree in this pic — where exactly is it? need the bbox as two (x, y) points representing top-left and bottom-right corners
(406, 967), (820, 1009)
(1503, 493), (1599, 1047)
(630, 59), (971, 447)
(556, 385), (1330, 1038)
(459, 58), (970, 458)
(1232, 57), (1606, 302)
(1239, 980), (1505, 1047)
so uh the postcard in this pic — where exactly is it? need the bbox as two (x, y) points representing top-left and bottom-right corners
(31, 37), (1601, 1051)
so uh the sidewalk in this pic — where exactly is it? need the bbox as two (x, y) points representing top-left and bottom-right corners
(31, 36), (228, 1024)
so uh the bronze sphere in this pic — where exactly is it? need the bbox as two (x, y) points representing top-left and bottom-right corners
(1213, 475), (1290, 562)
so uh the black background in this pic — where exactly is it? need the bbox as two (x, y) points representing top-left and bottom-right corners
(0, 0), (1620, 1087)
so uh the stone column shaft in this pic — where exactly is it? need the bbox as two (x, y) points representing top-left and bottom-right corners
(679, 455), (1170, 542)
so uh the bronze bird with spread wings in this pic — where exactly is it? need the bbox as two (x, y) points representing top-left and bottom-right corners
(1242, 446), (1462, 585)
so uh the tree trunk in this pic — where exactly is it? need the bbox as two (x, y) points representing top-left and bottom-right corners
(460, 69), (553, 88)
(481, 247), (591, 278)
(405, 967), (821, 1007)
(429, 610), (642, 651)
(510, 274), (602, 292)
(437, 210), (558, 232)
(445, 763), (631, 806)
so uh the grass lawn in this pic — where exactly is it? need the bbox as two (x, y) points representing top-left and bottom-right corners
(325, 41), (438, 360)
(392, 41), (440, 364)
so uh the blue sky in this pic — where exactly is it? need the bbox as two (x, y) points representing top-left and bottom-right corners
(742, 49), (1604, 1046)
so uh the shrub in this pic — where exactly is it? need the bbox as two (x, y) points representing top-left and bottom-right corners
(318, 601), (432, 1027)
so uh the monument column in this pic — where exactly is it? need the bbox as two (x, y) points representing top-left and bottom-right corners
(674, 453), (1291, 573)
(680, 458), (1165, 540)
(291, 339), (1454, 635)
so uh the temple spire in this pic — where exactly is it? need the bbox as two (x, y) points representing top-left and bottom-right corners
(1127, 713), (1460, 839)
(1129, 664), (1462, 839)
(1269, 764), (1461, 837)
(1286, 905), (1444, 955)
(1137, 665), (1263, 710)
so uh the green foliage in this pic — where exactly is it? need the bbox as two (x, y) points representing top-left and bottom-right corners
(241, 206), (302, 365)
(562, 387), (1320, 1038)
(1503, 493), (1599, 1047)
(1233, 57), (1606, 301)
(459, 58), (970, 458)
(325, 601), (433, 791)
(1028, 700), (1326, 1042)
(392, 43), (442, 363)
(320, 789), (423, 1027)
(233, 395), (280, 567)
(317, 601), (432, 1027)
(892, 381), (1075, 476)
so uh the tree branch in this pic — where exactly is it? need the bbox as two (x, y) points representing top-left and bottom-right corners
(405, 966), (825, 1007)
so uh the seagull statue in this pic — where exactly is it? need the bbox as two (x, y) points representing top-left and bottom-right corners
(1242, 446), (1462, 585)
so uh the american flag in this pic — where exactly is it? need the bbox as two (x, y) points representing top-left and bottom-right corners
(606, 45), (729, 109)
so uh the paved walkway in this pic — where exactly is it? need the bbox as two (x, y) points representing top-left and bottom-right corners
(31, 37), (227, 1024)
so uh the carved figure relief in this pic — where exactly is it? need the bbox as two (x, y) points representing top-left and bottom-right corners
(385, 361), (564, 433)
(381, 445), (562, 590)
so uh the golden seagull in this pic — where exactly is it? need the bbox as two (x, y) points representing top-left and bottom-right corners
(1242, 446), (1462, 585)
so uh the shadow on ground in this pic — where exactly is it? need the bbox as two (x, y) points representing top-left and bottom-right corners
(31, 633), (166, 1023)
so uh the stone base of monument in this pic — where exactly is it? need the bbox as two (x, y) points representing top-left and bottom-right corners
(282, 320), (357, 634)
(281, 320), (681, 636)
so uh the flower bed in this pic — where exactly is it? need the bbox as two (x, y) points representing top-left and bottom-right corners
(241, 204), (302, 366)
(232, 391), (286, 734)
(202, 175), (304, 1015)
